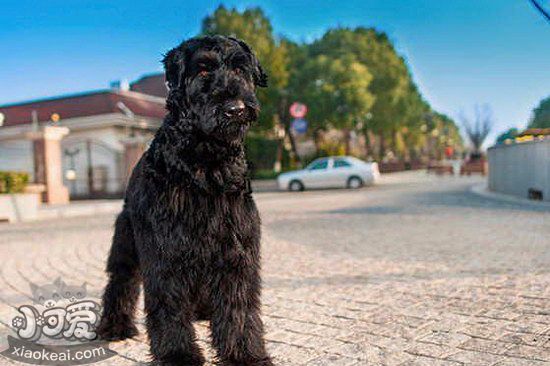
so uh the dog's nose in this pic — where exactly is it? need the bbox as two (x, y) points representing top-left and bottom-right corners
(223, 100), (245, 118)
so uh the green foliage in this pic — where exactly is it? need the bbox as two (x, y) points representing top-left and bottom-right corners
(293, 53), (374, 132)
(496, 128), (519, 144)
(529, 96), (550, 128)
(0, 171), (29, 194)
(287, 27), (462, 158)
(306, 28), (412, 134)
(251, 169), (279, 180)
(245, 135), (279, 170)
(429, 112), (464, 157)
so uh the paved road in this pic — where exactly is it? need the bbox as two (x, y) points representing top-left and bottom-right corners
(0, 172), (549, 365)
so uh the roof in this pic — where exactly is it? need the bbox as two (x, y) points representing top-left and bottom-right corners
(0, 90), (166, 127)
(130, 73), (167, 98)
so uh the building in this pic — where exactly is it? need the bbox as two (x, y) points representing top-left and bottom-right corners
(0, 83), (166, 199)
(130, 73), (167, 98)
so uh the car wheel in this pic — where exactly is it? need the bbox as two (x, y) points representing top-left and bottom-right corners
(289, 180), (304, 192)
(347, 176), (363, 189)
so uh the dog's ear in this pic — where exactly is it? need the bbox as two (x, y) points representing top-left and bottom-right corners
(230, 37), (268, 88)
(163, 45), (186, 90)
(255, 62), (268, 88)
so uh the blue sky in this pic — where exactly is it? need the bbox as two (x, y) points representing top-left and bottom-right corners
(1, 0), (549, 142)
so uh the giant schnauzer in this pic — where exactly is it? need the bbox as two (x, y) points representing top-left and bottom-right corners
(97, 35), (272, 366)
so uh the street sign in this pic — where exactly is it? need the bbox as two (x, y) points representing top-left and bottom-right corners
(289, 102), (308, 119)
(292, 118), (308, 134)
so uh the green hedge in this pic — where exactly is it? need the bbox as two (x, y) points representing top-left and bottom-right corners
(0, 171), (29, 194)
(245, 135), (294, 178)
(252, 169), (279, 180)
(245, 135), (279, 170)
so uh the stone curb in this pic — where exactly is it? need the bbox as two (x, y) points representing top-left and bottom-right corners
(37, 199), (124, 220)
(470, 183), (550, 209)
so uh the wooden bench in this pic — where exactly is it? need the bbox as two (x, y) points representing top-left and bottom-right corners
(427, 163), (453, 175)
(460, 161), (487, 176)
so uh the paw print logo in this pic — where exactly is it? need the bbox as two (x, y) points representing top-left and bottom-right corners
(12, 316), (25, 330)
(36, 315), (45, 327)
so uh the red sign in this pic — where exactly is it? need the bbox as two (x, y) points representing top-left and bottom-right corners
(289, 102), (308, 118)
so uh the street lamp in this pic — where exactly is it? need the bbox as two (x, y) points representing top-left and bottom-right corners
(64, 148), (80, 195)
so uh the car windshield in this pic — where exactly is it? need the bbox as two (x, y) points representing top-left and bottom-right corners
(307, 159), (328, 170)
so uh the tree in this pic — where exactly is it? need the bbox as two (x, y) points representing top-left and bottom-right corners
(495, 128), (519, 144)
(460, 105), (494, 155)
(305, 28), (430, 159)
(291, 54), (374, 154)
(528, 95), (550, 128)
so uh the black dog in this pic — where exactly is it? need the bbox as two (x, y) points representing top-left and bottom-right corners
(97, 35), (272, 366)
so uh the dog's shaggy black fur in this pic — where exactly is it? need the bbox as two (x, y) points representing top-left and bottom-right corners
(96, 35), (272, 366)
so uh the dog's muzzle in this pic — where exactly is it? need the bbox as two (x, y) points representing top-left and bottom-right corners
(223, 100), (246, 119)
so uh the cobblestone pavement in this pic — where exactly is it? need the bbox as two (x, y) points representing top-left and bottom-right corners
(0, 172), (549, 365)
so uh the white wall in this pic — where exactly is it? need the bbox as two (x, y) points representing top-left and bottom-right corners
(488, 139), (550, 201)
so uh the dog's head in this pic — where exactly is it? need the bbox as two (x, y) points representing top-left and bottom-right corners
(163, 35), (268, 143)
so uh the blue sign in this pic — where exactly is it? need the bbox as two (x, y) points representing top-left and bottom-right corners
(291, 118), (308, 134)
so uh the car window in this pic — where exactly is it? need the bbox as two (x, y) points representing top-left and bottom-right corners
(308, 159), (328, 170)
(334, 159), (352, 168)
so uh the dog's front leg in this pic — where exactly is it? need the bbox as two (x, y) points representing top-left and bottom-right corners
(143, 269), (205, 366)
(210, 265), (273, 366)
(97, 210), (140, 341)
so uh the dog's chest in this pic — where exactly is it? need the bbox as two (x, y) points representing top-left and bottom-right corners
(154, 187), (259, 251)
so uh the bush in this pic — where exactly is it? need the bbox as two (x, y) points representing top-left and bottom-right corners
(252, 169), (279, 180)
(245, 135), (279, 170)
(0, 171), (29, 194)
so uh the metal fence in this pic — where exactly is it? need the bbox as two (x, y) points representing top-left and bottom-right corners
(488, 138), (550, 202)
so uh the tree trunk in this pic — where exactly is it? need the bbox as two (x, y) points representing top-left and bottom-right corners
(391, 128), (397, 156)
(313, 128), (322, 155)
(364, 129), (371, 159)
(379, 133), (386, 160)
(278, 96), (302, 167)
(343, 128), (351, 156)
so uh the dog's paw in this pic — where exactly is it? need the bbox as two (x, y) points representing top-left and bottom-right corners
(95, 319), (138, 341)
(217, 357), (274, 366)
(149, 352), (205, 366)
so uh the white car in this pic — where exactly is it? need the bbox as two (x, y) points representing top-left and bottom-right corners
(277, 156), (380, 191)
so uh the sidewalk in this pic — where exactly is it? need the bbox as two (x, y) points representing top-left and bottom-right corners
(2, 173), (548, 365)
